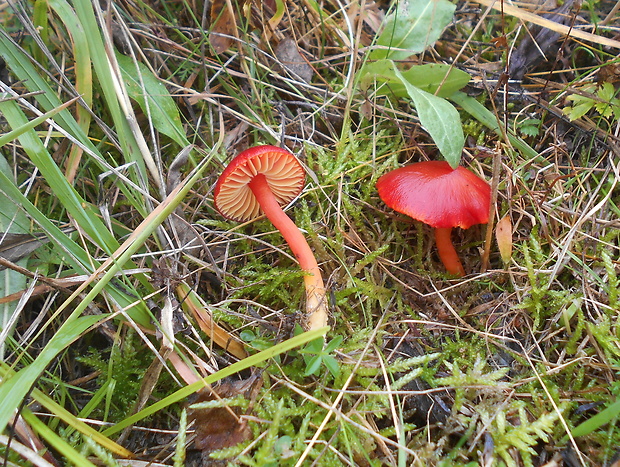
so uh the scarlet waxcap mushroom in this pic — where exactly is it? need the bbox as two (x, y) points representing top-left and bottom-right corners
(214, 145), (305, 222)
(214, 145), (328, 330)
(377, 160), (491, 276)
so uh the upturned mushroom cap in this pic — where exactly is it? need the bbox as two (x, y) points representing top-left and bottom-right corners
(214, 145), (305, 222)
(376, 161), (491, 229)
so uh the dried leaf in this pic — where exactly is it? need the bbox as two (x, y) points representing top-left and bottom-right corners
(496, 215), (513, 264)
(0, 233), (49, 267)
(598, 61), (620, 85)
(210, 0), (236, 55)
(275, 38), (313, 83)
(190, 376), (260, 453)
(176, 283), (247, 359)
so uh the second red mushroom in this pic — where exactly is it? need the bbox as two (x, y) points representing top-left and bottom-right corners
(377, 161), (491, 277)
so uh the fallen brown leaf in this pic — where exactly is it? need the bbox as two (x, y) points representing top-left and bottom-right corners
(275, 38), (313, 83)
(209, 0), (237, 55)
(190, 375), (261, 454)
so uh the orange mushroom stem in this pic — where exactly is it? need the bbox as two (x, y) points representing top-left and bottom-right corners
(214, 145), (328, 330)
(434, 227), (466, 277)
(248, 174), (327, 329)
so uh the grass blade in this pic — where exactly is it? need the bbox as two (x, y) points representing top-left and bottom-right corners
(103, 326), (329, 437)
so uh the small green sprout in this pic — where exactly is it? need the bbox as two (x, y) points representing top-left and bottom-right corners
(299, 335), (344, 378)
(564, 82), (620, 121)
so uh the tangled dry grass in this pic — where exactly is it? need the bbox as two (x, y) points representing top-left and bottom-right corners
(2, 0), (620, 465)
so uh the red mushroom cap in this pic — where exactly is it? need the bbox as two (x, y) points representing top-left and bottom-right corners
(376, 161), (491, 229)
(214, 145), (306, 222)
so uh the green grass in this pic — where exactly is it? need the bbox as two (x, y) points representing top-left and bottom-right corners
(1, 0), (620, 465)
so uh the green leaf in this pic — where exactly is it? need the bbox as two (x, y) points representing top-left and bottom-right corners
(565, 102), (594, 121)
(370, 0), (456, 61)
(572, 399), (620, 437)
(304, 355), (323, 376)
(116, 52), (189, 147)
(323, 356), (341, 378)
(449, 91), (538, 160)
(393, 67), (464, 168)
(302, 337), (325, 354)
(361, 60), (470, 98)
(324, 335), (343, 353)
(597, 82), (617, 101)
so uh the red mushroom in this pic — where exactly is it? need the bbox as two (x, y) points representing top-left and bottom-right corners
(214, 145), (328, 330)
(376, 160), (491, 277)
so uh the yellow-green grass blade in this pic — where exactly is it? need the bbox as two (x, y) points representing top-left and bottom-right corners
(0, 363), (132, 458)
(0, 314), (103, 434)
(29, 387), (133, 457)
(104, 327), (330, 437)
(0, 98), (121, 254)
(21, 409), (100, 466)
(0, 162), (152, 328)
(0, 145), (215, 435)
(0, 30), (149, 215)
(71, 0), (151, 185)
(47, 0), (94, 180)
(0, 154), (30, 358)
(0, 96), (79, 148)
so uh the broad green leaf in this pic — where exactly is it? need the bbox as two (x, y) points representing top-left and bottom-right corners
(598, 82), (617, 101)
(394, 67), (464, 168)
(116, 52), (190, 147)
(370, 0), (456, 61)
(361, 59), (470, 98)
(450, 91), (538, 160)
(323, 355), (340, 378)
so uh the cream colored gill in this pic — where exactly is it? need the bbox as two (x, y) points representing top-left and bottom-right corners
(217, 151), (305, 222)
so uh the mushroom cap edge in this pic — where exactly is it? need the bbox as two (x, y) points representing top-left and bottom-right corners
(214, 145), (306, 222)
